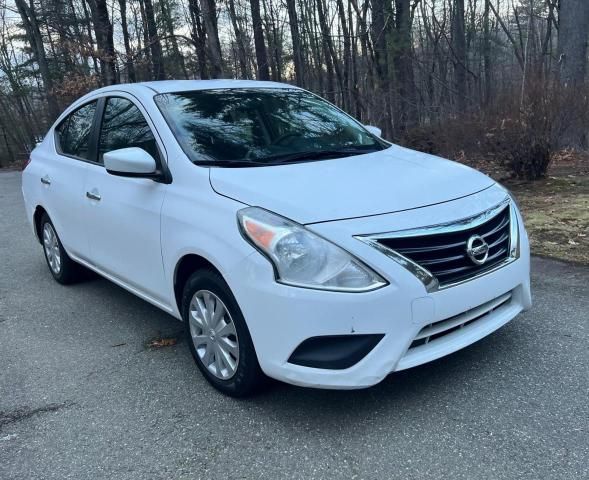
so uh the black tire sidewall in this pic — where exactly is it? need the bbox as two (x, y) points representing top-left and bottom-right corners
(40, 214), (79, 284)
(181, 269), (264, 397)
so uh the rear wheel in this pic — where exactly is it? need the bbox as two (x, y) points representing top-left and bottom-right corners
(182, 269), (266, 397)
(40, 214), (84, 284)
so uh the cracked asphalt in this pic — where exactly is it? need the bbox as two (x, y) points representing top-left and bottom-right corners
(1, 170), (588, 479)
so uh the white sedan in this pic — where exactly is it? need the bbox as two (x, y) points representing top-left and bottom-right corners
(22, 80), (532, 396)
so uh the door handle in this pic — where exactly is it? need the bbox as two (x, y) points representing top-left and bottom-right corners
(41, 176), (51, 185)
(86, 190), (101, 201)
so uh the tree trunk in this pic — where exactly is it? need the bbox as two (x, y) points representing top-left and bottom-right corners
(228, 0), (250, 78)
(143, 0), (166, 79)
(393, 0), (418, 130)
(557, 0), (589, 147)
(118, 0), (136, 82)
(251, 0), (270, 80)
(263, 0), (282, 82)
(14, 0), (60, 119)
(371, 0), (393, 137)
(88, 0), (117, 85)
(483, 0), (491, 107)
(558, 0), (589, 86)
(160, 0), (188, 78)
(187, 0), (209, 79)
(452, 0), (467, 112)
(81, 0), (100, 75)
(201, 0), (224, 78)
(317, 0), (344, 104)
(286, 0), (304, 86)
(137, 0), (153, 78)
(336, 0), (352, 111)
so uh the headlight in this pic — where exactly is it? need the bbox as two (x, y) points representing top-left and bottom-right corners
(237, 207), (387, 292)
(497, 184), (522, 258)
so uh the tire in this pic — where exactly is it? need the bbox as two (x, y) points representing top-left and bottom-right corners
(40, 213), (85, 285)
(181, 269), (266, 397)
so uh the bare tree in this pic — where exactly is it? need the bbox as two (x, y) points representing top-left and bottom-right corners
(251, 0), (270, 80)
(452, 0), (467, 111)
(557, 0), (589, 147)
(228, 0), (250, 78)
(286, 0), (304, 86)
(201, 0), (224, 77)
(187, 0), (209, 78)
(557, 0), (589, 87)
(142, 0), (166, 79)
(14, 0), (59, 119)
(0, 0), (587, 172)
(393, 0), (418, 129)
(87, 0), (117, 85)
(118, 0), (136, 82)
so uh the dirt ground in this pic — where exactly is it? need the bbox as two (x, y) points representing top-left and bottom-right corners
(481, 150), (589, 265)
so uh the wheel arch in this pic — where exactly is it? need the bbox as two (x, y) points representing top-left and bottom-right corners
(33, 205), (49, 244)
(173, 253), (226, 317)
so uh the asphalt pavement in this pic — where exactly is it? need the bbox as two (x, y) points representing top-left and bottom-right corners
(1, 170), (588, 479)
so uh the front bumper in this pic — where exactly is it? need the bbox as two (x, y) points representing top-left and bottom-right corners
(225, 189), (532, 389)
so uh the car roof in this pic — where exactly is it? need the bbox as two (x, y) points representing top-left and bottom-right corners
(57, 80), (305, 128)
(92, 79), (301, 95)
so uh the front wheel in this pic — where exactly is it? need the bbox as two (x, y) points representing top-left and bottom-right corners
(181, 269), (266, 397)
(40, 214), (84, 284)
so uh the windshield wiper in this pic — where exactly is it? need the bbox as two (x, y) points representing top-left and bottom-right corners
(194, 146), (382, 168)
(256, 147), (381, 164)
(194, 159), (272, 168)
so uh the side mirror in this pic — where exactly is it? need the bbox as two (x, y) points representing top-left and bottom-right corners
(364, 125), (382, 138)
(104, 147), (157, 178)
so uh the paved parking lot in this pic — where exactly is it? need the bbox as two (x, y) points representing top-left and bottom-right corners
(1, 170), (588, 479)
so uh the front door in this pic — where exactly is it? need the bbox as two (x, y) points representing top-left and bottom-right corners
(84, 96), (169, 304)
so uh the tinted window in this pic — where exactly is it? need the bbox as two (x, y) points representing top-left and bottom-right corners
(154, 89), (385, 166)
(99, 97), (160, 163)
(57, 101), (97, 160)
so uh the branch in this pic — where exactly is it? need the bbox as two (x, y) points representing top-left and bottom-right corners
(489, 1), (524, 69)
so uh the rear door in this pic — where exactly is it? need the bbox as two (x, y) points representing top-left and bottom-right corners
(38, 100), (99, 259)
(83, 95), (169, 304)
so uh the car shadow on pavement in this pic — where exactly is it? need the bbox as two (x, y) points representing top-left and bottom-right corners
(238, 321), (526, 434)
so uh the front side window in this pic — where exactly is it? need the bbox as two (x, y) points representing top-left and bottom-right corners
(155, 88), (386, 166)
(56, 101), (97, 160)
(98, 97), (160, 164)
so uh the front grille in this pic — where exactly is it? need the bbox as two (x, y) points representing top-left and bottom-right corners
(377, 205), (511, 286)
(409, 291), (512, 350)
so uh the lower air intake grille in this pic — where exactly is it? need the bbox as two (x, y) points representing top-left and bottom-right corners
(409, 291), (512, 349)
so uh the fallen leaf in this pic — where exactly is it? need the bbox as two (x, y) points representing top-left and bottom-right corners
(148, 337), (177, 349)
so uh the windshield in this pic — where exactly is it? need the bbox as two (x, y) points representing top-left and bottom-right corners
(154, 88), (386, 166)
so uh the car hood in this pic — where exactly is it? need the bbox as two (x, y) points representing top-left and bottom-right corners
(209, 144), (495, 224)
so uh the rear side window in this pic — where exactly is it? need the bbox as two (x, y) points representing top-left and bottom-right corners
(56, 101), (97, 160)
(98, 97), (160, 164)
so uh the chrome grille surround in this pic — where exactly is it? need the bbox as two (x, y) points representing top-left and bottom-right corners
(355, 197), (520, 292)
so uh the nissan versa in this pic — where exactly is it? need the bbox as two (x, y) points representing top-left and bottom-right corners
(21, 80), (532, 396)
